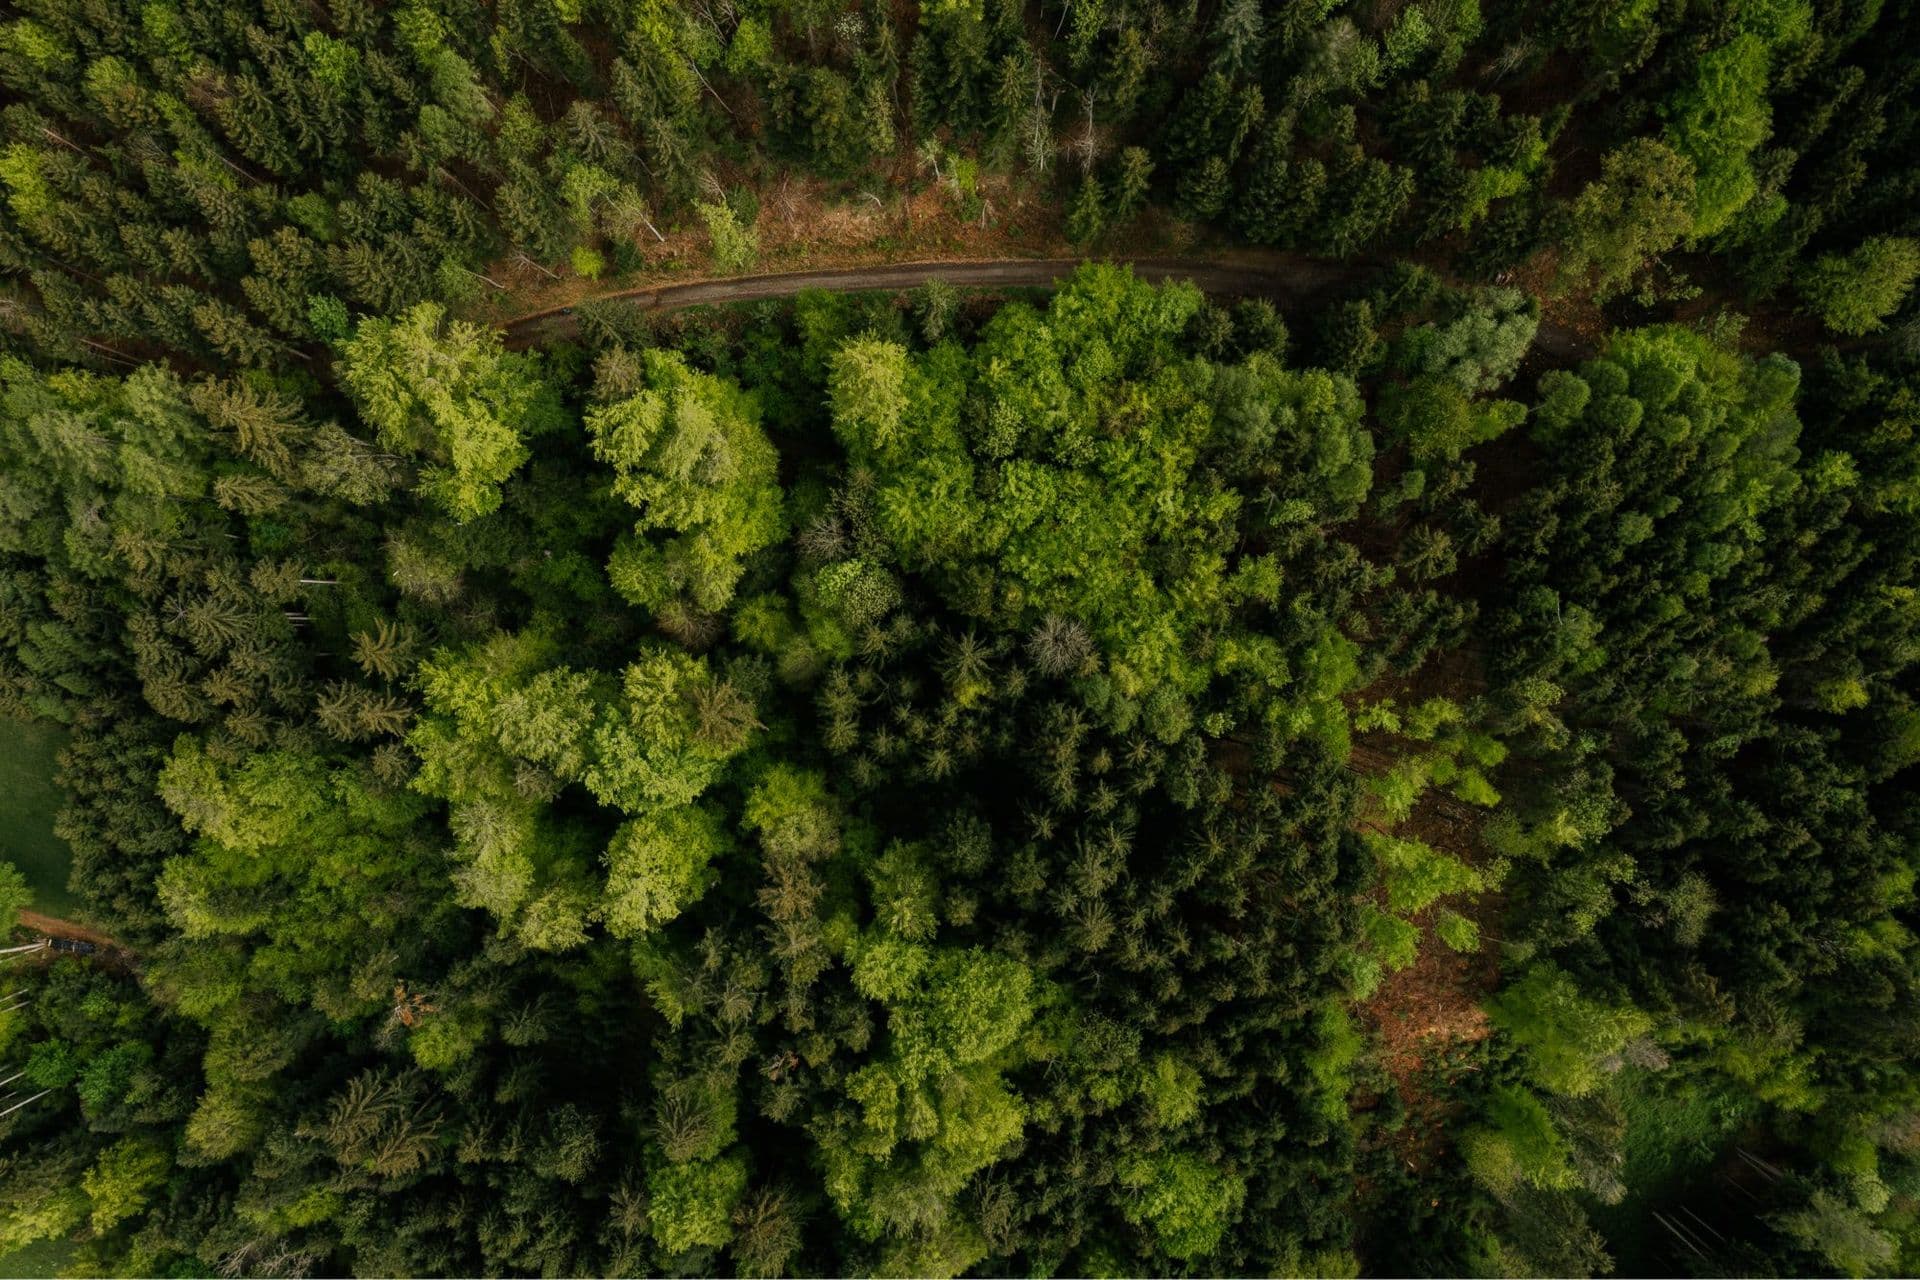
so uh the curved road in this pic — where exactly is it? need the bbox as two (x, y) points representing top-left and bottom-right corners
(503, 254), (1591, 360)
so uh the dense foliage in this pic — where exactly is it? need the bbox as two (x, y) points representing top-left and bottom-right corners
(3, 1), (1920, 1277)
(0, 0), (1917, 357)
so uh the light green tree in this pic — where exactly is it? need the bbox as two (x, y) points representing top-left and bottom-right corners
(648, 1153), (748, 1253)
(603, 804), (731, 937)
(81, 1137), (171, 1233)
(340, 302), (567, 522)
(1382, 377), (1528, 461)
(1369, 832), (1485, 914)
(1773, 1189), (1897, 1278)
(0, 860), (30, 932)
(155, 739), (439, 1013)
(411, 627), (755, 947)
(587, 650), (756, 810)
(1659, 34), (1771, 237)
(698, 200), (758, 272)
(1487, 964), (1655, 1096)
(1461, 1086), (1579, 1194)
(827, 339), (912, 459)
(587, 350), (786, 614)
(0, 1147), (89, 1253)
(1115, 1149), (1247, 1261)
(819, 949), (1037, 1244)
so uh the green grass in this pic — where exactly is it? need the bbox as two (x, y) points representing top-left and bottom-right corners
(0, 722), (85, 1279)
(0, 1236), (74, 1279)
(0, 716), (79, 918)
(1594, 1067), (1755, 1272)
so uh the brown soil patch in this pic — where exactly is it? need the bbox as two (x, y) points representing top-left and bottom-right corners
(12, 909), (134, 971)
(1364, 892), (1499, 1091)
(468, 170), (1075, 326)
(1516, 245), (1608, 358)
(1359, 811), (1502, 1170)
(1348, 666), (1504, 1156)
(14, 909), (119, 947)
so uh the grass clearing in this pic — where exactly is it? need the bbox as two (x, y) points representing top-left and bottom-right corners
(0, 1237), (75, 1280)
(0, 716), (78, 918)
(1595, 1067), (1756, 1271)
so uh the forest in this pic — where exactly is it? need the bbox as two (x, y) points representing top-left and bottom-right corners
(1, 0), (1918, 1275)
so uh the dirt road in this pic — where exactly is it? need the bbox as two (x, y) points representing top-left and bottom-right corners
(14, 909), (118, 947)
(501, 253), (1591, 360)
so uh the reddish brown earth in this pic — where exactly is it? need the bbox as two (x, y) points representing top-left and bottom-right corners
(13, 909), (118, 947)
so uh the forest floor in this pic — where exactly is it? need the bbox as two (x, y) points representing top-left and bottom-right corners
(1349, 652), (1505, 1159)
(1363, 820), (1500, 1083)
(1363, 870), (1501, 1140)
(1356, 868), (1503, 1176)
(477, 170), (1076, 322)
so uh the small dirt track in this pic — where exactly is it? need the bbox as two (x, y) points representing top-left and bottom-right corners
(15, 909), (119, 948)
(501, 254), (1590, 360)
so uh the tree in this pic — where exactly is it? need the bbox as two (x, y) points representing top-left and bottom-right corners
(0, 1145), (90, 1254)
(81, 1137), (170, 1232)
(1460, 1087), (1580, 1199)
(827, 339), (912, 458)
(914, 280), (961, 344)
(649, 1154), (749, 1253)
(817, 947), (1037, 1243)
(1176, 155), (1232, 222)
(732, 1186), (804, 1278)
(603, 804), (730, 937)
(1110, 146), (1154, 223)
(1772, 1188), (1897, 1277)
(699, 201), (759, 273)
(341, 303), (568, 522)
(0, 860), (30, 931)
(1065, 173), (1106, 244)
(1799, 237), (1920, 336)
(1659, 35), (1772, 237)
(1556, 139), (1698, 301)
(1401, 286), (1538, 392)
(1487, 965), (1654, 1096)
(587, 349), (787, 614)
(1381, 377), (1527, 461)
(155, 738), (440, 1008)
(1116, 1150), (1247, 1260)
(1370, 832), (1484, 914)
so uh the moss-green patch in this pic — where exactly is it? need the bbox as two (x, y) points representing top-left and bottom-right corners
(0, 717), (78, 917)
(0, 1236), (75, 1280)
(1594, 1067), (1755, 1271)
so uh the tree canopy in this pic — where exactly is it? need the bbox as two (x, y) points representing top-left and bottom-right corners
(3, 0), (1920, 1271)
